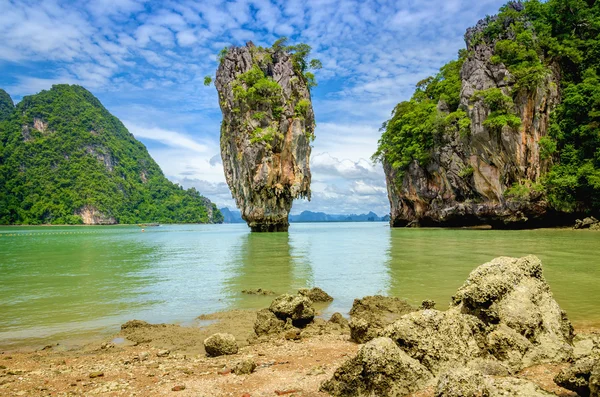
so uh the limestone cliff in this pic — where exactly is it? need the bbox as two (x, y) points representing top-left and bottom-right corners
(383, 4), (564, 228)
(215, 42), (315, 232)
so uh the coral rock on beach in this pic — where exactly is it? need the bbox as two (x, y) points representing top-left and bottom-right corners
(324, 255), (576, 396)
(298, 287), (333, 302)
(203, 333), (239, 357)
(269, 294), (315, 327)
(348, 295), (415, 344)
(321, 337), (432, 397)
(452, 255), (574, 370)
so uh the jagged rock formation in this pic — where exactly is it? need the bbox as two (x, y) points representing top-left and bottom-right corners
(253, 289), (345, 339)
(555, 333), (600, 396)
(322, 256), (575, 396)
(215, 42), (315, 232)
(298, 287), (333, 302)
(383, 3), (563, 228)
(436, 367), (557, 397)
(0, 85), (222, 225)
(321, 337), (432, 396)
(451, 255), (573, 370)
(348, 295), (415, 344)
(269, 293), (315, 327)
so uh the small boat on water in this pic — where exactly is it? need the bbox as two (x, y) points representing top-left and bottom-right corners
(137, 223), (160, 227)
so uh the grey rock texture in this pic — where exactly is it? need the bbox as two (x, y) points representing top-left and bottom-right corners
(452, 255), (573, 370)
(573, 333), (600, 360)
(385, 4), (561, 228)
(436, 367), (556, 397)
(232, 359), (257, 375)
(323, 255), (576, 396)
(320, 337), (432, 397)
(203, 333), (238, 357)
(215, 42), (314, 232)
(268, 294), (315, 327)
(555, 356), (596, 397)
(382, 309), (487, 374)
(253, 308), (285, 337)
(348, 295), (415, 344)
(555, 354), (600, 397)
(435, 368), (486, 397)
(298, 287), (333, 302)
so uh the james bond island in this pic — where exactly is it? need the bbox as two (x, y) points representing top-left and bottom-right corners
(2, 1), (600, 396)
(214, 39), (319, 232)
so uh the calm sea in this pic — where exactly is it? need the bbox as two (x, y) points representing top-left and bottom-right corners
(0, 223), (598, 348)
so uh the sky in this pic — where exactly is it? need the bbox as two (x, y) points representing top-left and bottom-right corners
(0, 0), (508, 215)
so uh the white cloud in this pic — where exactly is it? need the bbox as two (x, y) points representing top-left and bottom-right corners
(178, 178), (234, 208)
(176, 30), (198, 47)
(0, 0), (510, 214)
(311, 152), (382, 181)
(124, 122), (211, 154)
(86, 0), (146, 17)
(135, 24), (175, 47)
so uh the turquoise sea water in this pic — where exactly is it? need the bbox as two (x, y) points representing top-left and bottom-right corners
(0, 223), (598, 348)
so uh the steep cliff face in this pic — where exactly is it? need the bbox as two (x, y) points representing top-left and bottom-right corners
(215, 42), (314, 232)
(384, 5), (563, 228)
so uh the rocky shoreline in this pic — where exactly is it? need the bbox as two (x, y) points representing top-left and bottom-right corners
(1, 257), (599, 396)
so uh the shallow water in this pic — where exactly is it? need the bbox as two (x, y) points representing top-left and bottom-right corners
(0, 223), (598, 348)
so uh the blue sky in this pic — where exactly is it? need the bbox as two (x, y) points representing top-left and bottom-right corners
(0, 0), (507, 215)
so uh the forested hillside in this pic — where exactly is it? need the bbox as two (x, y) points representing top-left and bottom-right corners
(0, 85), (223, 225)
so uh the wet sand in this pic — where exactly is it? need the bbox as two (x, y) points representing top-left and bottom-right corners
(0, 307), (592, 397)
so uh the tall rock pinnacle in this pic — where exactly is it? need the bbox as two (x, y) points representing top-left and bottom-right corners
(215, 41), (316, 232)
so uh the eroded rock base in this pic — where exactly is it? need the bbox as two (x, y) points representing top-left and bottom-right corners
(250, 222), (289, 232)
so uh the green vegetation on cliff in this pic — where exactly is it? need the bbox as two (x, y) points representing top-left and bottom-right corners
(213, 38), (321, 148)
(0, 85), (223, 225)
(372, 55), (466, 172)
(375, 0), (600, 214)
(0, 89), (14, 122)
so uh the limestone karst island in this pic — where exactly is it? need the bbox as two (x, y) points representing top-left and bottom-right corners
(1, 1), (599, 396)
(214, 40), (316, 232)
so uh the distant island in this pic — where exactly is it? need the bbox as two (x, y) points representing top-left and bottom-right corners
(220, 208), (390, 224)
(0, 85), (222, 225)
